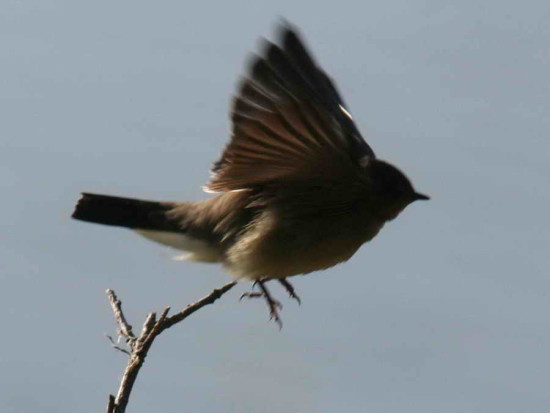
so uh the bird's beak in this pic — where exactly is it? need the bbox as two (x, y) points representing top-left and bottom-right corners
(413, 192), (430, 201)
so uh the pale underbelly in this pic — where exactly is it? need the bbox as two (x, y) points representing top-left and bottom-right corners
(224, 240), (361, 280)
(224, 218), (384, 281)
(134, 208), (385, 281)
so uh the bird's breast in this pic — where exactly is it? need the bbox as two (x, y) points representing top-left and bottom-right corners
(224, 208), (384, 280)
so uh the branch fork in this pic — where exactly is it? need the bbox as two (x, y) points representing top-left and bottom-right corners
(104, 282), (236, 413)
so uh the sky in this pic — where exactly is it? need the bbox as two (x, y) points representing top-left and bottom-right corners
(1, 0), (549, 412)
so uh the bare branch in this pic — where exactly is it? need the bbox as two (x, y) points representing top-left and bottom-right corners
(137, 313), (156, 345)
(106, 289), (135, 340)
(162, 282), (237, 330)
(104, 281), (237, 413)
(106, 395), (115, 413)
(142, 307), (170, 345)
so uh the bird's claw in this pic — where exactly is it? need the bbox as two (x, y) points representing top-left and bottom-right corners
(240, 292), (264, 301)
(240, 281), (285, 328)
(278, 279), (301, 305)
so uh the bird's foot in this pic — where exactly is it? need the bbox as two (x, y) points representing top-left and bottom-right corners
(278, 278), (301, 305)
(239, 291), (265, 300)
(241, 281), (283, 328)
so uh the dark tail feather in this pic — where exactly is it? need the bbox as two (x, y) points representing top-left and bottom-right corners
(72, 193), (181, 231)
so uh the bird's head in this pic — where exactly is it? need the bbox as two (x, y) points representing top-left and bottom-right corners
(365, 159), (429, 221)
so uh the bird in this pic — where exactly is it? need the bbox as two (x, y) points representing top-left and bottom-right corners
(72, 23), (429, 327)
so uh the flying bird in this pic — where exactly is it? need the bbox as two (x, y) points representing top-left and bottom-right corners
(72, 23), (429, 326)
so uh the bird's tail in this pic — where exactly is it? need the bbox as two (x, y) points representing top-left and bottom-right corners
(72, 193), (224, 262)
(71, 193), (179, 231)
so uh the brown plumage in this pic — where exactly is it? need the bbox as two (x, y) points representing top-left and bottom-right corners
(72, 23), (428, 325)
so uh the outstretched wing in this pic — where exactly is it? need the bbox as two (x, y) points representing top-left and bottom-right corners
(206, 24), (375, 193)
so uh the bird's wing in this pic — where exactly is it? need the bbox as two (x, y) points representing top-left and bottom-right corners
(206, 24), (375, 193)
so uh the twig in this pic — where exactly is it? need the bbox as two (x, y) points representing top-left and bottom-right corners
(106, 290), (135, 340)
(106, 335), (131, 355)
(106, 395), (115, 413)
(138, 313), (156, 342)
(105, 281), (237, 413)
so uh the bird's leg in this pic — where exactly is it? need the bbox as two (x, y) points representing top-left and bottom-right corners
(278, 278), (301, 305)
(257, 280), (283, 328)
(240, 280), (283, 328)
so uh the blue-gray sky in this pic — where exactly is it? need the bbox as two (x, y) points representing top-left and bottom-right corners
(2, 1), (549, 412)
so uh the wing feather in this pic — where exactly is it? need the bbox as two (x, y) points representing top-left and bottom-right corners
(206, 24), (374, 193)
